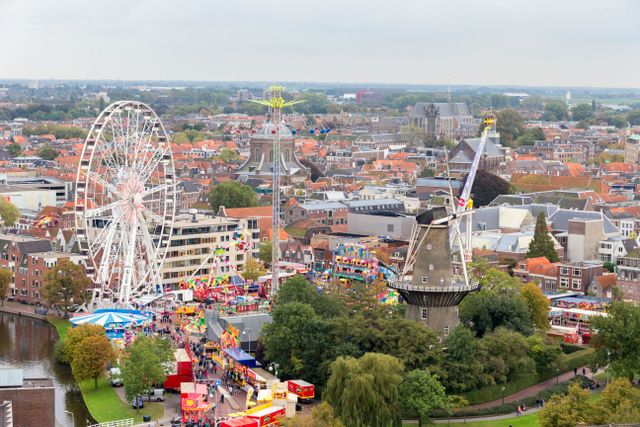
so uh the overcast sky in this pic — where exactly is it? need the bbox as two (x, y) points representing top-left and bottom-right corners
(1, 0), (638, 87)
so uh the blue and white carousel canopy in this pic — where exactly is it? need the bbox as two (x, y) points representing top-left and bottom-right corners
(70, 310), (149, 328)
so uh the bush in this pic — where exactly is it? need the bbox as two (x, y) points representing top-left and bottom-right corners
(53, 339), (67, 364)
(561, 343), (585, 354)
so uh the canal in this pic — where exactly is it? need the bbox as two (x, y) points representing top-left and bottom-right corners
(0, 312), (95, 427)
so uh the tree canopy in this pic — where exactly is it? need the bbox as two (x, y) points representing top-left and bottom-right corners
(399, 369), (449, 427)
(0, 268), (12, 305)
(62, 324), (109, 364)
(121, 335), (173, 409)
(495, 109), (524, 146)
(71, 335), (114, 389)
(543, 100), (569, 121)
(520, 282), (550, 330)
(43, 259), (90, 312)
(468, 169), (511, 207)
(37, 144), (60, 160)
(0, 199), (20, 226)
(571, 103), (594, 121)
(527, 212), (559, 262)
(591, 302), (640, 380)
(209, 181), (258, 211)
(325, 353), (404, 427)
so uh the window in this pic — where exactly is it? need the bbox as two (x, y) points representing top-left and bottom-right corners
(426, 244), (432, 250)
(429, 264), (435, 271)
(443, 324), (450, 336)
(559, 278), (569, 288)
(573, 268), (581, 276)
(560, 267), (569, 275)
(421, 276), (428, 284)
(420, 308), (428, 320)
(572, 279), (582, 290)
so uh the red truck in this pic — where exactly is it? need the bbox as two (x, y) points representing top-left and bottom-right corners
(287, 380), (314, 401)
(163, 348), (194, 391)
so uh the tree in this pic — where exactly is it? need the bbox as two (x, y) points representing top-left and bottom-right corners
(526, 333), (562, 373)
(591, 302), (640, 379)
(71, 335), (114, 389)
(627, 110), (640, 126)
(43, 260), (90, 313)
(441, 326), (490, 392)
(419, 166), (435, 178)
(591, 378), (640, 424)
(241, 256), (265, 281)
(62, 324), (108, 364)
(603, 261), (615, 273)
(121, 335), (173, 412)
(515, 127), (545, 146)
(571, 103), (594, 121)
(495, 109), (524, 146)
(283, 402), (344, 427)
(399, 369), (448, 427)
(7, 142), (22, 158)
(0, 268), (11, 305)
(543, 100), (569, 121)
(37, 144), (60, 160)
(325, 353), (404, 427)
(460, 291), (534, 337)
(261, 302), (333, 386)
(259, 241), (273, 265)
(215, 147), (240, 164)
(520, 282), (549, 330)
(527, 212), (559, 262)
(209, 181), (257, 211)
(0, 198), (20, 226)
(539, 382), (593, 427)
(479, 327), (536, 384)
(468, 169), (511, 207)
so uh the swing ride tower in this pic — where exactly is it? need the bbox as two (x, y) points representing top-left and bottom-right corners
(248, 86), (305, 298)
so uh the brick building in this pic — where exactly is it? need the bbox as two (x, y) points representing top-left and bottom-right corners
(0, 370), (55, 427)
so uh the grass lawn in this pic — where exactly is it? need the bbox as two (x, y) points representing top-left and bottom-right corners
(47, 316), (71, 340)
(78, 378), (164, 423)
(443, 412), (540, 427)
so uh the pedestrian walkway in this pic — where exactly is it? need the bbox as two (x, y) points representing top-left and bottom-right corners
(469, 366), (594, 409)
(428, 406), (542, 424)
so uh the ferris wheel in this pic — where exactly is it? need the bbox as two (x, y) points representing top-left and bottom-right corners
(75, 101), (176, 304)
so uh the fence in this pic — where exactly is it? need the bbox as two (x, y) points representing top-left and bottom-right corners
(87, 419), (134, 427)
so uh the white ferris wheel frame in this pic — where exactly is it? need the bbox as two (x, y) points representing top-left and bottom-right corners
(74, 101), (176, 305)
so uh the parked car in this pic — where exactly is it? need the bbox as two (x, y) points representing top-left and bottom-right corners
(141, 389), (165, 402)
(109, 367), (123, 387)
(132, 395), (144, 409)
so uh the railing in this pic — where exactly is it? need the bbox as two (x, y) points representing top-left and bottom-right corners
(87, 418), (134, 427)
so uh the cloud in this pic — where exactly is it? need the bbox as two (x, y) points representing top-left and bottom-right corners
(0, 0), (638, 87)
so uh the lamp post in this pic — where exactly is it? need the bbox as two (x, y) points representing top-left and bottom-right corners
(64, 410), (74, 427)
(556, 367), (560, 385)
(268, 362), (280, 378)
(501, 386), (506, 405)
(243, 327), (252, 355)
(607, 349), (611, 385)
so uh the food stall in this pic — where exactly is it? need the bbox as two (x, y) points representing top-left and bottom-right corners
(247, 405), (286, 427)
(180, 382), (212, 423)
(219, 418), (259, 427)
(287, 380), (314, 401)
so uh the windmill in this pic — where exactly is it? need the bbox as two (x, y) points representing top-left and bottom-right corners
(389, 113), (496, 335)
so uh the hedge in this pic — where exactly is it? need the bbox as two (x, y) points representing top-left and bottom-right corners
(435, 376), (594, 418)
(560, 343), (585, 355)
(462, 348), (595, 405)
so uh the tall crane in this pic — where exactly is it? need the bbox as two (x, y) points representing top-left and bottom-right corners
(448, 113), (497, 258)
(249, 86), (304, 299)
(401, 113), (496, 284)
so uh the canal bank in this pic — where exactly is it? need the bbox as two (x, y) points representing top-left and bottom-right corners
(0, 309), (95, 427)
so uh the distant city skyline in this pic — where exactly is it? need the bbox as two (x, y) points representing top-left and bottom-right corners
(1, 0), (638, 88)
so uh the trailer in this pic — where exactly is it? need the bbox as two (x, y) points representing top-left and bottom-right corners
(247, 405), (286, 427)
(287, 380), (314, 401)
(163, 348), (194, 390)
